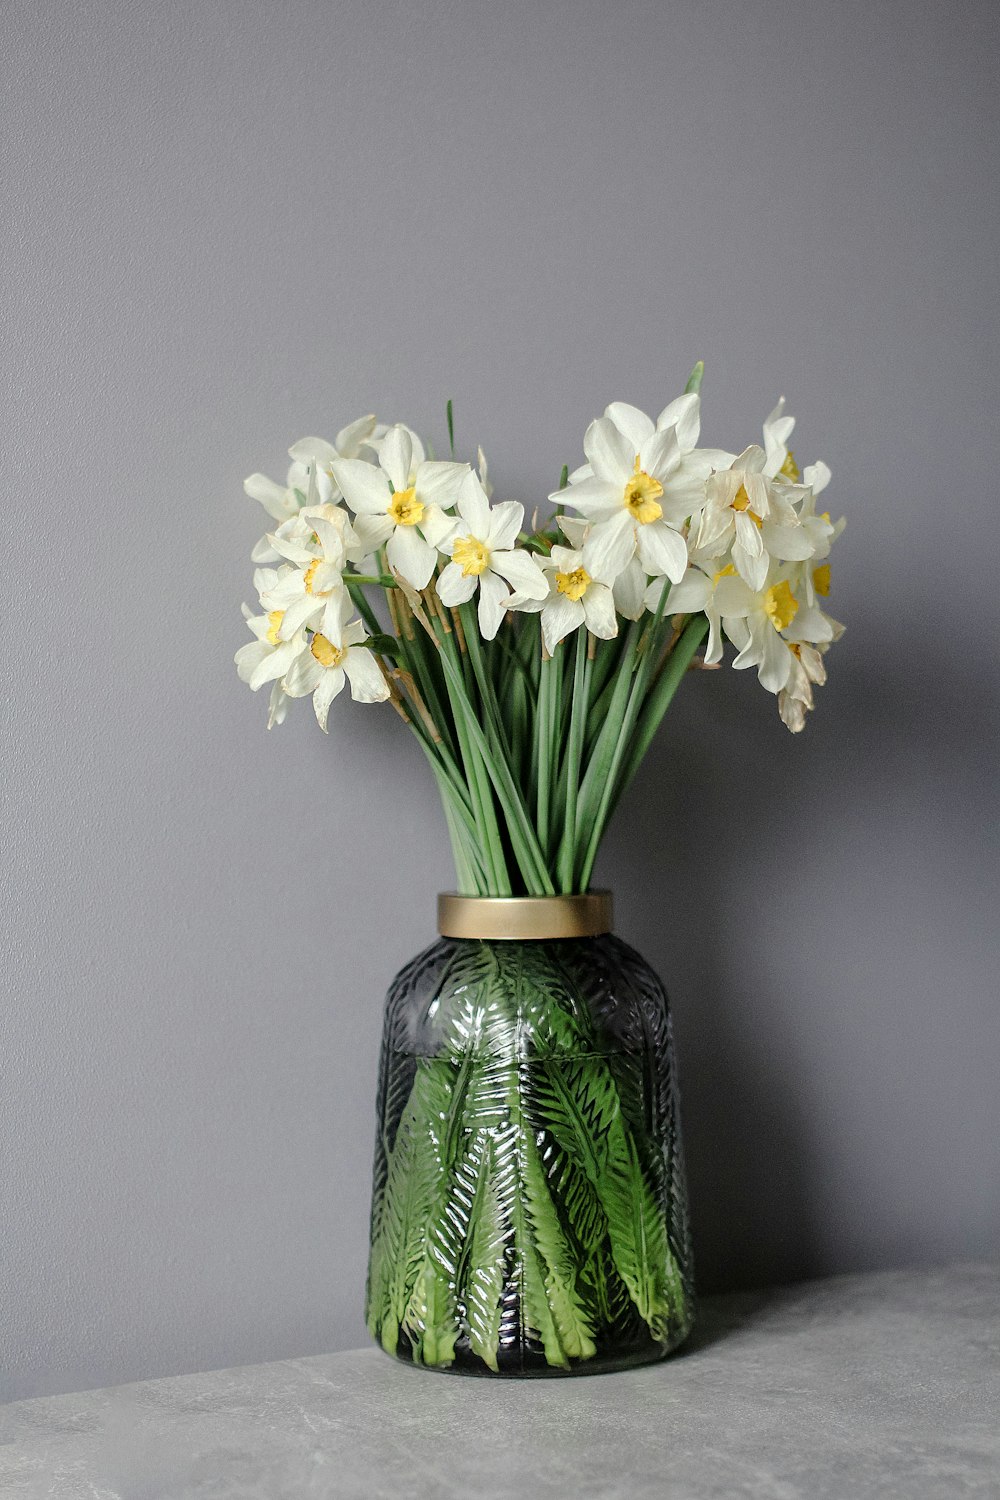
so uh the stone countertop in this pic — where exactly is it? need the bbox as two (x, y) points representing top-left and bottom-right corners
(2, 1263), (998, 1499)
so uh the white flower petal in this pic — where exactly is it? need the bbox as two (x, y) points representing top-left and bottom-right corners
(582, 510), (636, 581)
(639, 427), (680, 483)
(705, 606), (724, 664)
(713, 575), (754, 616)
(477, 570), (510, 640)
(557, 515), (589, 548)
(734, 510), (765, 558)
(380, 425), (413, 492)
(762, 520), (815, 562)
(664, 567), (711, 614)
(549, 544), (583, 573)
(556, 475), (620, 517)
(656, 393), (701, 450)
(456, 471), (492, 536)
(310, 514), (349, 567)
(288, 436), (339, 467)
(732, 538), (769, 593)
(330, 458), (390, 516)
(803, 460), (832, 495)
(612, 556), (647, 618)
(436, 561), (478, 606)
(725, 617), (752, 656)
(733, 445), (767, 475)
(279, 595), (321, 639)
(344, 647), (390, 703)
(580, 583), (618, 640)
(415, 460), (468, 509)
(420, 504), (458, 551)
(244, 473), (296, 521)
(235, 640), (269, 684)
(250, 536), (281, 564)
(490, 547), (548, 599)
(387, 525), (437, 589)
(584, 416), (634, 484)
(758, 622), (793, 693)
(694, 506), (734, 554)
(283, 654), (322, 697)
(636, 521), (688, 584)
(248, 637), (302, 691)
(266, 680), (289, 729)
(786, 604), (835, 644)
(313, 667), (345, 731)
(604, 401), (654, 449)
(334, 414), (378, 455)
(487, 500), (525, 552)
(541, 593), (584, 653)
(321, 591), (350, 646)
(352, 512), (395, 552)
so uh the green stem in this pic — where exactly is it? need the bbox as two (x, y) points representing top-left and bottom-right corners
(536, 653), (553, 859)
(436, 643), (554, 895)
(556, 629), (590, 893)
(577, 593), (673, 890)
(611, 615), (709, 814)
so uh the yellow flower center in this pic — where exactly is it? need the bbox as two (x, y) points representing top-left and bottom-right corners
(387, 486), (425, 527)
(731, 483), (763, 526)
(555, 566), (591, 601)
(266, 610), (284, 645)
(623, 457), (663, 524)
(713, 563), (737, 585)
(304, 559), (321, 594)
(812, 564), (831, 597)
(779, 450), (801, 482)
(310, 633), (346, 669)
(453, 536), (490, 577)
(764, 580), (799, 633)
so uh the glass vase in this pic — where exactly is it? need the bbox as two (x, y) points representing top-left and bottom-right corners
(364, 896), (694, 1376)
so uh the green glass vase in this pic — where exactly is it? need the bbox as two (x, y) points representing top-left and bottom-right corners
(365, 915), (694, 1376)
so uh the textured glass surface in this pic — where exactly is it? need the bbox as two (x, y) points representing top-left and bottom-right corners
(365, 935), (693, 1376)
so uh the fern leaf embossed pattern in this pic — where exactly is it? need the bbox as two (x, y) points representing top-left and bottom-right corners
(365, 935), (693, 1376)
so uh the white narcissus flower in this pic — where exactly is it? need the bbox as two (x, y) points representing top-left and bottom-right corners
(793, 466), (845, 604)
(244, 471), (300, 527)
(554, 395), (733, 587)
(245, 415), (382, 563)
(645, 560), (749, 666)
(695, 447), (816, 594)
(778, 642), (828, 733)
(559, 513), (646, 621)
(287, 414), (383, 503)
(511, 544), (618, 654)
(235, 592), (308, 728)
(605, 394), (734, 500)
(555, 416), (691, 585)
(436, 472), (548, 640)
(331, 424), (467, 590)
(762, 398), (798, 480)
(282, 605), (390, 731)
(260, 507), (356, 645)
(715, 567), (839, 695)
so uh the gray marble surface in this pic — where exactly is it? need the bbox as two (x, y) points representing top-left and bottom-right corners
(2, 1264), (998, 1499)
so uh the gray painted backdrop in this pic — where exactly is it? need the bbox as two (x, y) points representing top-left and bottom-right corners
(3, 0), (998, 1403)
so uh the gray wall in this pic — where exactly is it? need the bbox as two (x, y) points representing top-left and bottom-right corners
(3, 0), (998, 1403)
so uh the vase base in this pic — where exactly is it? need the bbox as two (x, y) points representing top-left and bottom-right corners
(375, 1315), (695, 1379)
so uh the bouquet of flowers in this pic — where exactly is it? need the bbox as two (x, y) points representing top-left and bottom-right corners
(236, 365), (844, 897)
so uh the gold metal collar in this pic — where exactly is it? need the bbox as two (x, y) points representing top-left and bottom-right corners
(437, 892), (613, 941)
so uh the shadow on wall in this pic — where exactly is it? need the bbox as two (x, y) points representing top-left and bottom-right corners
(598, 626), (999, 1295)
